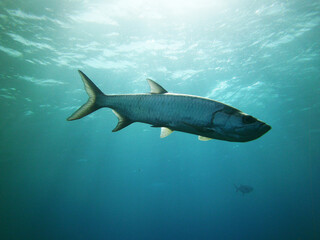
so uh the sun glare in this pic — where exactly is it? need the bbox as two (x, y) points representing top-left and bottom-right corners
(75, 0), (229, 25)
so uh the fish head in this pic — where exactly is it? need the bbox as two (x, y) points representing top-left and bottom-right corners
(211, 107), (271, 142)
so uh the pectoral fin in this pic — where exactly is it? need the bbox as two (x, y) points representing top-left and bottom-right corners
(198, 136), (213, 141)
(112, 110), (133, 132)
(160, 127), (173, 138)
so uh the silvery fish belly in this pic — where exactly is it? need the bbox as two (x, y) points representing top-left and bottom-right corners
(67, 71), (271, 142)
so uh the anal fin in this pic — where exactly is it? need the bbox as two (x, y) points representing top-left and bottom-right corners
(112, 110), (133, 132)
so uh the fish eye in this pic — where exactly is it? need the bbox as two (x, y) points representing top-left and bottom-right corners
(242, 115), (257, 124)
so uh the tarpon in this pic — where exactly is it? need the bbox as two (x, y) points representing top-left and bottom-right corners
(67, 70), (271, 142)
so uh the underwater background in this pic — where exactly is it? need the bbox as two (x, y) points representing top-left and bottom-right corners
(0, 0), (319, 239)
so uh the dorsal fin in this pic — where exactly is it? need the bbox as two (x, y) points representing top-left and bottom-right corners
(112, 110), (133, 132)
(147, 78), (168, 94)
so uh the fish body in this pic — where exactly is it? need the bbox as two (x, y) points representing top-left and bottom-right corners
(68, 70), (271, 142)
(234, 184), (254, 195)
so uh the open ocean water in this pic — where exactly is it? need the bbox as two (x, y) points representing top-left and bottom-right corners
(0, 0), (319, 239)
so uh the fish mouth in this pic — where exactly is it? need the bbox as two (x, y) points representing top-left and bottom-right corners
(259, 123), (271, 135)
(242, 123), (271, 142)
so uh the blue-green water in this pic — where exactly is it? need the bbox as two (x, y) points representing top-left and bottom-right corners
(0, 0), (319, 239)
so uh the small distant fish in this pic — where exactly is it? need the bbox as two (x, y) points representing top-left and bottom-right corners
(234, 184), (253, 195)
(133, 169), (143, 173)
(67, 70), (271, 142)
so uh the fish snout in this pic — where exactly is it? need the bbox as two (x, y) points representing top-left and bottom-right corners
(259, 123), (271, 135)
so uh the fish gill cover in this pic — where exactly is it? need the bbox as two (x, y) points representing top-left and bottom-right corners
(0, 0), (319, 240)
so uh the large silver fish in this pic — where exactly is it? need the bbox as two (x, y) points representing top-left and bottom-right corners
(67, 70), (271, 142)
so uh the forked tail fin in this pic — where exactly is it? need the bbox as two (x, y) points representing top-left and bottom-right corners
(234, 184), (239, 192)
(67, 70), (104, 121)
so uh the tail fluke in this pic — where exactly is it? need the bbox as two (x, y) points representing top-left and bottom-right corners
(234, 184), (238, 192)
(67, 70), (104, 121)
